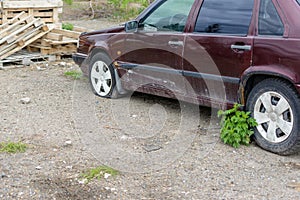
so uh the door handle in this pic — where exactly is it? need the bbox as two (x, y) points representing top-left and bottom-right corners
(168, 40), (184, 47)
(231, 44), (252, 51)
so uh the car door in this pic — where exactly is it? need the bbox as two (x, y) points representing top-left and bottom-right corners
(119, 0), (195, 98)
(182, 0), (255, 108)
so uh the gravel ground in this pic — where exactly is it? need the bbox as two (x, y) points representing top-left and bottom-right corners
(0, 20), (300, 199)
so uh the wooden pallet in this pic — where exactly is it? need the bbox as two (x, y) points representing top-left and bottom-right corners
(0, 1), (63, 25)
(28, 28), (80, 56)
(0, 49), (56, 69)
(0, 8), (59, 24)
(0, 11), (52, 60)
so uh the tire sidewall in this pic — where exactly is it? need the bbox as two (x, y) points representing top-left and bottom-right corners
(88, 52), (116, 98)
(246, 79), (300, 155)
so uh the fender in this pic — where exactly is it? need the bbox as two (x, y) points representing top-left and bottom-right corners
(238, 64), (300, 105)
(241, 64), (299, 85)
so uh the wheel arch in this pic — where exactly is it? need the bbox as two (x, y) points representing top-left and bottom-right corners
(89, 47), (112, 62)
(241, 72), (297, 105)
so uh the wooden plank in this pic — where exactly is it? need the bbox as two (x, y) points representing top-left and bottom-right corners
(2, 10), (8, 24)
(33, 11), (53, 17)
(41, 39), (52, 47)
(17, 26), (49, 46)
(38, 18), (54, 23)
(0, 50), (56, 69)
(15, 26), (42, 46)
(0, 11), (28, 30)
(6, 10), (29, 18)
(51, 28), (81, 39)
(0, 27), (39, 55)
(72, 26), (90, 33)
(0, 15), (33, 38)
(26, 46), (40, 53)
(42, 39), (78, 45)
(28, 44), (51, 50)
(0, 26), (53, 60)
(52, 8), (59, 24)
(45, 32), (63, 41)
(28, 8), (34, 16)
(0, 18), (42, 44)
(0, 43), (18, 58)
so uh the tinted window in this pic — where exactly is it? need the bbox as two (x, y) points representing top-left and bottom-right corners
(194, 0), (254, 35)
(258, 0), (284, 36)
(141, 0), (194, 32)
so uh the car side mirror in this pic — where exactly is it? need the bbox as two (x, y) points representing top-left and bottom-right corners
(125, 20), (138, 33)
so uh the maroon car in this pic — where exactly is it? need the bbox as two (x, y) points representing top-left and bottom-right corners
(73, 0), (300, 155)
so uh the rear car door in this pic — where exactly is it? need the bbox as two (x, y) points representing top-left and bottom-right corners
(120, 0), (195, 98)
(183, 0), (255, 108)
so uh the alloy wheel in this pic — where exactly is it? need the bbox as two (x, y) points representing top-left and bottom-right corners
(254, 91), (293, 143)
(90, 61), (112, 96)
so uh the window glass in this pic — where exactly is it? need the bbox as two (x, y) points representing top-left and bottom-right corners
(258, 0), (284, 36)
(140, 0), (194, 32)
(297, 0), (300, 5)
(194, 0), (254, 35)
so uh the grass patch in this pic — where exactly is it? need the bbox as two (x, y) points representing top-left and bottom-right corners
(63, 0), (73, 5)
(80, 166), (119, 183)
(218, 104), (257, 148)
(62, 22), (74, 31)
(64, 70), (82, 79)
(0, 141), (27, 153)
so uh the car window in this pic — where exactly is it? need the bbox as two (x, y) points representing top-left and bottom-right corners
(297, 0), (300, 5)
(258, 0), (284, 36)
(194, 0), (254, 35)
(140, 0), (194, 32)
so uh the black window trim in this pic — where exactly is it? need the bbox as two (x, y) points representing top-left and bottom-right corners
(257, 0), (285, 37)
(193, 0), (254, 36)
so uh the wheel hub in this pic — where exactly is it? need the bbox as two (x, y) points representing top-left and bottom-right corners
(269, 112), (278, 122)
(100, 75), (105, 82)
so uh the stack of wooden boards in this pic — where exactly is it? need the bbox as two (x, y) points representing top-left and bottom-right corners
(0, 12), (51, 60)
(0, 0), (63, 25)
(28, 28), (80, 59)
(0, 0), (83, 68)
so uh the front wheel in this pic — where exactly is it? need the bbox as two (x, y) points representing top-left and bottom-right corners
(89, 52), (118, 98)
(246, 78), (300, 155)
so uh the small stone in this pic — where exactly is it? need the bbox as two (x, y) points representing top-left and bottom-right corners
(1, 173), (7, 178)
(35, 166), (42, 170)
(59, 62), (66, 67)
(20, 97), (31, 104)
(131, 114), (137, 118)
(143, 144), (162, 152)
(78, 179), (87, 184)
(66, 166), (73, 170)
(104, 173), (111, 179)
(65, 140), (72, 145)
(120, 135), (129, 140)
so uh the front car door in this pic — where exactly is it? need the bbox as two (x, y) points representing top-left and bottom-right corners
(183, 0), (255, 108)
(118, 0), (195, 99)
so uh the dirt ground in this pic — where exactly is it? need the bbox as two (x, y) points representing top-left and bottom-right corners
(0, 19), (300, 199)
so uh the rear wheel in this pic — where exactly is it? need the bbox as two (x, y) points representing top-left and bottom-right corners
(246, 78), (300, 155)
(89, 53), (118, 98)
